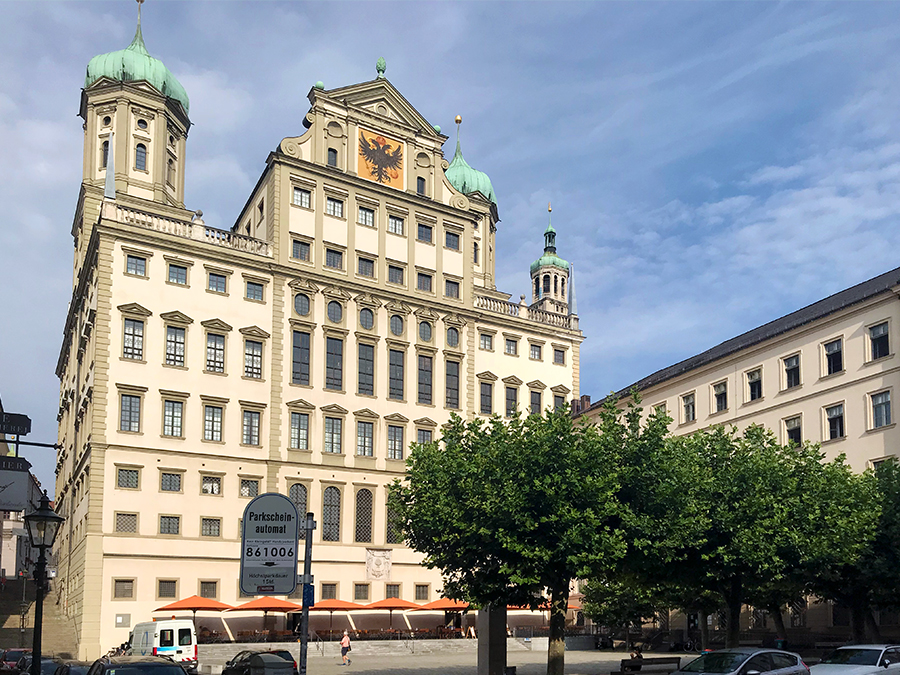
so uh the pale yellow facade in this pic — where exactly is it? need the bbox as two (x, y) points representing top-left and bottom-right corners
(54, 38), (583, 659)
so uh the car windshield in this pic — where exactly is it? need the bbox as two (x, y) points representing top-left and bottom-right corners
(682, 652), (752, 673)
(822, 650), (882, 666)
(7, 651), (28, 661)
(269, 653), (291, 662)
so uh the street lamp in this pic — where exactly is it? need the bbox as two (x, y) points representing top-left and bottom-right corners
(24, 493), (64, 675)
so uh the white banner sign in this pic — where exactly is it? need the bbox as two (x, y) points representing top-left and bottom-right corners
(239, 493), (300, 596)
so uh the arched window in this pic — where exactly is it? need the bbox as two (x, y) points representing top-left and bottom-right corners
(289, 483), (308, 539)
(543, 275), (550, 293)
(327, 148), (338, 167)
(417, 176), (426, 195)
(101, 141), (109, 169)
(322, 486), (341, 541)
(473, 242), (479, 265)
(135, 143), (147, 171)
(561, 278), (566, 298)
(554, 275), (558, 295)
(167, 159), (175, 185)
(355, 489), (373, 543)
(534, 277), (540, 297)
(386, 502), (403, 544)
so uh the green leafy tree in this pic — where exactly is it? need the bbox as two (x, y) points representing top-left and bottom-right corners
(582, 576), (665, 647)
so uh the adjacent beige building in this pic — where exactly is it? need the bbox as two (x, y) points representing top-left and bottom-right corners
(54, 13), (583, 658)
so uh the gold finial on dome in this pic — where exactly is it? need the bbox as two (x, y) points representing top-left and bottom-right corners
(455, 115), (462, 125)
(548, 202), (552, 212)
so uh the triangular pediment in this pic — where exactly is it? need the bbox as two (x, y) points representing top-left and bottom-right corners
(240, 325), (271, 340)
(476, 371), (498, 382)
(322, 286), (352, 301)
(526, 380), (547, 391)
(550, 384), (571, 395)
(319, 78), (441, 138)
(384, 412), (410, 423)
(320, 404), (349, 415)
(502, 376), (524, 386)
(353, 408), (380, 420)
(442, 313), (467, 327)
(289, 278), (319, 294)
(117, 302), (152, 317)
(160, 310), (193, 325)
(201, 318), (233, 332)
(353, 293), (382, 308)
(286, 398), (315, 411)
(413, 417), (437, 428)
(384, 300), (412, 315)
(413, 307), (440, 321)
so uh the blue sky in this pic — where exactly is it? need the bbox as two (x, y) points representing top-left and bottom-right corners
(3, 1), (900, 487)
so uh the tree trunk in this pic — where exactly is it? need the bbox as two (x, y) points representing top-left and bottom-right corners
(724, 577), (742, 649)
(866, 611), (882, 643)
(850, 600), (867, 644)
(547, 586), (569, 675)
(700, 612), (710, 651)
(768, 605), (788, 641)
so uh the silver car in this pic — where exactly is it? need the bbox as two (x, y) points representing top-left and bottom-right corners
(810, 645), (900, 675)
(677, 648), (810, 675)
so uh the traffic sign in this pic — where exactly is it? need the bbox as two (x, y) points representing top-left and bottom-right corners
(239, 493), (300, 596)
(0, 413), (31, 436)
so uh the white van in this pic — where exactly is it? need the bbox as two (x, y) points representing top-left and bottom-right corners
(129, 619), (198, 673)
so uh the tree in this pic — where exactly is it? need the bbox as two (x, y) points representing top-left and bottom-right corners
(390, 407), (667, 675)
(581, 576), (665, 648)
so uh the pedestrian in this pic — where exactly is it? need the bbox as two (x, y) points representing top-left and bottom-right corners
(629, 644), (643, 671)
(340, 630), (351, 666)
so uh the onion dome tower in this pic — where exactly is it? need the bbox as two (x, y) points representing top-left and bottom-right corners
(445, 116), (497, 206)
(530, 203), (571, 314)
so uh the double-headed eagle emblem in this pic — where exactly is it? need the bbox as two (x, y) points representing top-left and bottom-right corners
(359, 132), (403, 184)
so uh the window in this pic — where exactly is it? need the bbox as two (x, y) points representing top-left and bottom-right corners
(160, 472), (182, 492)
(445, 279), (460, 298)
(654, 403), (667, 416)
(327, 301), (343, 323)
(388, 215), (404, 235)
(417, 224), (433, 242)
(530, 344), (542, 360)
(447, 327), (460, 347)
(201, 518), (221, 537)
(543, 275), (551, 293)
(358, 343), (375, 396)
(388, 265), (404, 285)
(418, 355), (433, 405)
(358, 206), (375, 227)
(201, 475), (221, 495)
(326, 197), (344, 217)
(293, 187), (311, 208)
(357, 421), (374, 456)
(292, 240), (310, 261)
(166, 158), (175, 186)
(135, 143), (147, 171)
(417, 429), (433, 445)
(554, 349), (566, 365)
(386, 504), (403, 544)
(160, 515), (180, 535)
(240, 479), (259, 498)
(126, 254), (146, 276)
(355, 583), (370, 601)
(355, 489), (373, 543)
(827, 404), (845, 440)
(292, 331), (310, 385)
(873, 391), (892, 428)
(325, 248), (343, 270)
(506, 386), (517, 417)
(114, 579), (134, 599)
(163, 326), (186, 367)
(199, 581), (218, 599)
(825, 339), (843, 375)
(388, 425), (404, 460)
(481, 382), (493, 415)
(389, 349), (405, 400)
(137, 118), (148, 130)
(123, 319), (144, 360)
(323, 486), (341, 541)
(419, 321), (432, 342)
(358, 257), (375, 278)
(554, 395), (566, 411)
(242, 410), (261, 445)
(445, 231), (460, 250)
(246, 282), (264, 302)
(474, 242), (480, 264)
(360, 308), (375, 330)
(326, 337), (344, 390)
(713, 382), (727, 412)
(417, 273), (432, 292)
(290, 412), (309, 450)
(206, 333), (225, 372)
(243, 340), (263, 379)
(115, 513), (138, 533)
(204, 405), (223, 442)
(294, 293), (310, 316)
(531, 391), (542, 415)
(101, 140), (109, 169)
(321, 584), (337, 600)
(324, 417), (343, 453)
(327, 147), (338, 167)
(682, 393), (695, 423)
(446, 361), (460, 409)
(417, 176), (426, 196)
(784, 355), (800, 389)
(120, 394), (141, 432)
(208, 272), (227, 293)
(747, 369), (762, 401)
(785, 416), (802, 445)
(480, 334), (493, 351)
(117, 468), (139, 489)
(290, 483), (308, 521)
(871, 322), (890, 360)
(415, 584), (429, 601)
(390, 314), (404, 336)
(505, 339), (518, 356)
(386, 584), (401, 599)
(168, 264), (187, 285)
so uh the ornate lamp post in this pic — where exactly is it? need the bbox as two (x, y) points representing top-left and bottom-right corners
(24, 493), (64, 675)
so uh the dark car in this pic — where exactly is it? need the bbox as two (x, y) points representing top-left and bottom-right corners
(675, 648), (810, 675)
(2, 652), (31, 671)
(223, 650), (297, 675)
(52, 661), (92, 675)
(14, 656), (62, 675)
(86, 657), (187, 675)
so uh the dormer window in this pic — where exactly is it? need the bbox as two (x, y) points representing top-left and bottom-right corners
(417, 176), (426, 195)
(135, 143), (147, 171)
(327, 148), (338, 167)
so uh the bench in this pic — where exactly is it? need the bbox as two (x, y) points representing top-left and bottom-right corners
(611, 657), (682, 675)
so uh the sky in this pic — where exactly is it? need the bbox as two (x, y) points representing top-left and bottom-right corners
(4, 0), (900, 488)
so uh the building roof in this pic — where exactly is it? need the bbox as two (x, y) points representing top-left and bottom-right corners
(531, 221), (569, 273)
(586, 264), (900, 411)
(445, 139), (497, 205)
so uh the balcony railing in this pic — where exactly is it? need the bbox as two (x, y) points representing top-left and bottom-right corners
(475, 294), (579, 330)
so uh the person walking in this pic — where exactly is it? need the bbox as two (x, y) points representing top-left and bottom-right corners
(340, 630), (352, 666)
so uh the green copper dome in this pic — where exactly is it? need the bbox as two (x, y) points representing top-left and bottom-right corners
(445, 140), (497, 205)
(85, 19), (190, 115)
(530, 222), (569, 273)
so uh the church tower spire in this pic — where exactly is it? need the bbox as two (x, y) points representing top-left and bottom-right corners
(530, 202), (571, 314)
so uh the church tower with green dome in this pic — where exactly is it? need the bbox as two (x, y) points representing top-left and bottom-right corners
(530, 204), (574, 316)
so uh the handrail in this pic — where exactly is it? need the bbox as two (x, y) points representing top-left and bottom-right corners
(475, 293), (579, 330)
(314, 631), (324, 656)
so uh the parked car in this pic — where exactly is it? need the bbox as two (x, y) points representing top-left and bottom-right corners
(52, 660), (92, 675)
(810, 645), (900, 675)
(676, 648), (810, 675)
(14, 656), (62, 675)
(1, 651), (31, 671)
(86, 656), (188, 675)
(222, 650), (297, 675)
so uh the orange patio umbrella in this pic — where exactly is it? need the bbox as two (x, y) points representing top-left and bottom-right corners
(414, 598), (470, 611)
(227, 596), (302, 631)
(307, 599), (366, 631)
(155, 595), (234, 623)
(364, 598), (420, 629)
